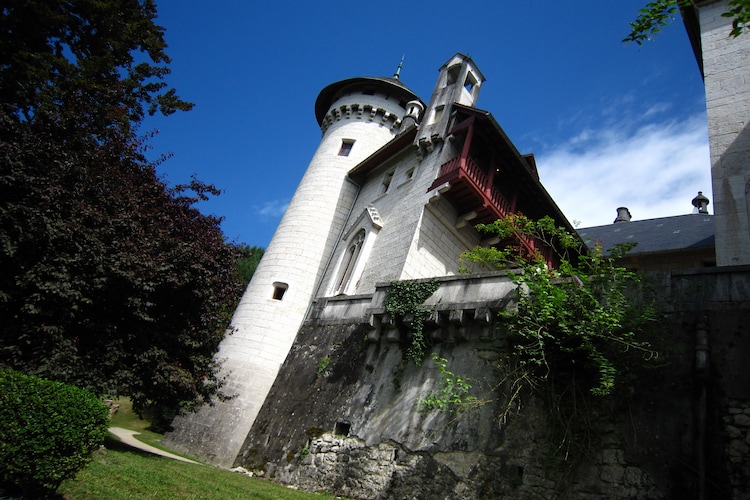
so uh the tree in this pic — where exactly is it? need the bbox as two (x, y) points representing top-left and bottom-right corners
(0, 0), (192, 138)
(235, 245), (265, 284)
(0, 1), (246, 430)
(624, 0), (750, 44)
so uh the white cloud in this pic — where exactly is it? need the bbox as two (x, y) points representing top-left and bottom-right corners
(256, 199), (289, 218)
(535, 114), (711, 228)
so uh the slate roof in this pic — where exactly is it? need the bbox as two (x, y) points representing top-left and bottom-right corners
(577, 214), (715, 255)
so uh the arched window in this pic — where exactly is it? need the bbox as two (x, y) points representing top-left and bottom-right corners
(335, 230), (365, 294)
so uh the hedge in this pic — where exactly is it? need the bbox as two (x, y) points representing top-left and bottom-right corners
(0, 369), (109, 498)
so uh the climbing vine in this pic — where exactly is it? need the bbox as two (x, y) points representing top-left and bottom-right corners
(418, 354), (480, 413)
(384, 278), (440, 365)
(460, 214), (658, 398)
(455, 214), (661, 472)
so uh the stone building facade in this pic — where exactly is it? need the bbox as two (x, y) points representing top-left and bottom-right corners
(684, 0), (750, 266)
(165, 53), (577, 466)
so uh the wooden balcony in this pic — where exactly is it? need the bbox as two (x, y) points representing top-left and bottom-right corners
(428, 155), (555, 267)
(428, 156), (513, 222)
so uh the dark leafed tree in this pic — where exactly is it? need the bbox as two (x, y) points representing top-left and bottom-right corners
(624, 0), (750, 44)
(0, 0), (246, 430)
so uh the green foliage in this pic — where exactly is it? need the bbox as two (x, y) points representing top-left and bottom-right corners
(724, 0), (750, 36)
(623, 0), (750, 44)
(235, 245), (265, 284)
(384, 279), (440, 365)
(0, 1), (246, 430)
(460, 214), (580, 272)
(418, 354), (479, 413)
(461, 215), (656, 397)
(0, 0), (193, 139)
(0, 369), (109, 498)
(316, 356), (330, 375)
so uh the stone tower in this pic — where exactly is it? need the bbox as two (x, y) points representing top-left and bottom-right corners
(163, 74), (420, 467)
(686, 1), (750, 265)
(416, 53), (485, 155)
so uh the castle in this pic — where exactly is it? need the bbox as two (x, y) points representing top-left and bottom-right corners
(164, 2), (750, 497)
(164, 52), (578, 467)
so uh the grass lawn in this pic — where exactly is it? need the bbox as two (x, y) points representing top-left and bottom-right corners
(57, 400), (333, 500)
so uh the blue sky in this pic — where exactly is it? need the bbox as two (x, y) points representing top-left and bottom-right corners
(145, 1), (710, 247)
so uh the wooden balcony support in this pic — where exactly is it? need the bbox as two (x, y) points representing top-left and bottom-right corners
(428, 154), (557, 268)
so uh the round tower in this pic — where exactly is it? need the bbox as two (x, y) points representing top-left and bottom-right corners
(164, 74), (420, 467)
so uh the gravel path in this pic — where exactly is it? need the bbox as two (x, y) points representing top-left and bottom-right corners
(108, 427), (201, 464)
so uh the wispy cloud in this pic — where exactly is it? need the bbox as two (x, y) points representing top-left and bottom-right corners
(536, 113), (711, 228)
(256, 199), (289, 218)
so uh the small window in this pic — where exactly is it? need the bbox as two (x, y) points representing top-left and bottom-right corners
(464, 72), (478, 93)
(446, 65), (460, 85)
(272, 282), (288, 300)
(464, 79), (474, 92)
(431, 105), (444, 125)
(362, 88), (375, 96)
(405, 167), (415, 180)
(338, 140), (354, 156)
(381, 170), (394, 194)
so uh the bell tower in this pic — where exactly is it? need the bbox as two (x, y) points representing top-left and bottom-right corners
(164, 73), (421, 467)
(416, 53), (485, 152)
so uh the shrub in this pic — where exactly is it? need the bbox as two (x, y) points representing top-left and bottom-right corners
(0, 369), (109, 498)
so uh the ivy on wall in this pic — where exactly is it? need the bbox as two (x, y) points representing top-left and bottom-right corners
(384, 278), (440, 366)
(454, 214), (663, 471)
(460, 214), (657, 397)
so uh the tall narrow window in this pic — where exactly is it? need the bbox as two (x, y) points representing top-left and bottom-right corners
(431, 105), (444, 125)
(338, 139), (354, 156)
(464, 74), (476, 92)
(381, 170), (394, 194)
(335, 230), (365, 294)
(446, 65), (460, 85)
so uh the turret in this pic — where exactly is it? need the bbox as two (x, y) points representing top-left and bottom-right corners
(163, 72), (421, 468)
(416, 53), (485, 154)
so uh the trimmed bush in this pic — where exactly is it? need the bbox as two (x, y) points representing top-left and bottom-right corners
(0, 369), (109, 498)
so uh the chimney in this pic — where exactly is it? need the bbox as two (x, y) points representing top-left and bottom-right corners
(692, 191), (710, 214)
(614, 207), (631, 223)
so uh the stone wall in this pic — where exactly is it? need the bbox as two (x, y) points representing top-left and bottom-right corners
(725, 399), (750, 498)
(699, 0), (750, 266)
(233, 268), (750, 498)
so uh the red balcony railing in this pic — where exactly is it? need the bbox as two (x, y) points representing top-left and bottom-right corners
(429, 155), (557, 268)
(435, 156), (515, 217)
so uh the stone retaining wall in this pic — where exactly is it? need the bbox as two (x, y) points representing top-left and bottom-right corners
(235, 268), (750, 498)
